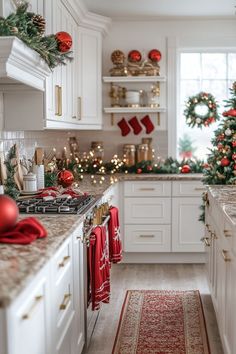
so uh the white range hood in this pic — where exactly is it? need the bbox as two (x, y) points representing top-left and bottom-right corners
(0, 36), (51, 91)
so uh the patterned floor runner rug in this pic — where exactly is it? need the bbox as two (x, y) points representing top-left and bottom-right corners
(112, 290), (210, 354)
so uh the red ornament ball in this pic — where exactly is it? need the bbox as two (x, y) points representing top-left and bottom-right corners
(128, 50), (142, 63)
(148, 49), (162, 62)
(137, 168), (142, 174)
(58, 169), (74, 187)
(221, 157), (230, 167)
(232, 141), (236, 147)
(181, 165), (191, 174)
(232, 153), (236, 160)
(55, 32), (72, 53)
(147, 165), (153, 171)
(0, 195), (19, 233)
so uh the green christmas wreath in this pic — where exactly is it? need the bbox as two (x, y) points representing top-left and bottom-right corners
(184, 92), (220, 128)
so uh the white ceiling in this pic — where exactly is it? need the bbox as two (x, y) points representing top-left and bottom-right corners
(82, 0), (236, 19)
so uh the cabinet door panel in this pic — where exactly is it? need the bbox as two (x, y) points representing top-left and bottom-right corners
(125, 197), (171, 224)
(124, 224), (171, 252)
(8, 267), (51, 354)
(78, 27), (102, 127)
(172, 197), (204, 252)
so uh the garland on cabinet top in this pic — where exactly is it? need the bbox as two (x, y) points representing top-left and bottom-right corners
(0, 2), (73, 69)
(184, 92), (220, 128)
(109, 49), (162, 76)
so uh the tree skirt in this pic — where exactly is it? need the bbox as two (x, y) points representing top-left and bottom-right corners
(112, 290), (210, 354)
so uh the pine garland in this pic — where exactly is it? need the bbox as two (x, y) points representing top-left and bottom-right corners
(4, 145), (20, 200)
(0, 2), (73, 69)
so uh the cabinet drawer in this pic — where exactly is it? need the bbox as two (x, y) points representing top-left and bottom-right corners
(53, 262), (74, 347)
(52, 238), (72, 283)
(124, 197), (171, 224)
(124, 224), (171, 252)
(124, 181), (171, 197)
(172, 181), (205, 197)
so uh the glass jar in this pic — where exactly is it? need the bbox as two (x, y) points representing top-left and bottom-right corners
(91, 141), (104, 161)
(142, 138), (153, 161)
(136, 144), (149, 163)
(123, 144), (136, 166)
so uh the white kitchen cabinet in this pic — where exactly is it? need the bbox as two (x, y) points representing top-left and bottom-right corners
(77, 26), (102, 129)
(205, 190), (236, 354)
(72, 222), (85, 354)
(172, 197), (204, 252)
(2, 0), (105, 130)
(6, 265), (52, 354)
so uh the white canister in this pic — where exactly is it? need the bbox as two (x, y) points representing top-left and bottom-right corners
(33, 165), (45, 190)
(23, 173), (37, 192)
(126, 90), (140, 106)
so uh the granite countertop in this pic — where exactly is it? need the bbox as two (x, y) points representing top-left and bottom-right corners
(0, 172), (203, 308)
(208, 185), (236, 226)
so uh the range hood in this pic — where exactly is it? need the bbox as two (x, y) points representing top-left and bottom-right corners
(0, 36), (51, 91)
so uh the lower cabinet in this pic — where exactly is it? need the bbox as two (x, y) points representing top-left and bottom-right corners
(205, 191), (236, 354)
(1, 221), (85, 354)
(172, 197), (204, 252)
(6, 266), (51, 354)
(123, 180), (205, 256)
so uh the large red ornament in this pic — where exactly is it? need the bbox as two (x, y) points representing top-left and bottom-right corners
(223, 109), (236, 117)
(221, 157), (230, 167)
(181, 165), (191, 174)
(148, 49), (162, 62)
(128, 50), (142, 63)
(58, 170), (74, 187)
(55, 32), (72, 53)
(136, 168), (142, 174)
(0, 195), (19, 233)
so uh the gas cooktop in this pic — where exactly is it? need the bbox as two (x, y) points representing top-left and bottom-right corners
(17, 195), (95, 214)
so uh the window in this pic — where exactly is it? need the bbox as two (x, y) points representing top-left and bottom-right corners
(177, 52), (236, 161)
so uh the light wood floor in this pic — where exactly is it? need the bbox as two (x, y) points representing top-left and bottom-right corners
(85, 263), (223, 354)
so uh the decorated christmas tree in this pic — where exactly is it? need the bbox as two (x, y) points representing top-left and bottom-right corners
(203, 82), (236, 185)
(178, 133), (196, 159)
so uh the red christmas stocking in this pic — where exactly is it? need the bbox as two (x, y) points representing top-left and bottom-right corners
(128, 116), (142, 135)
(141, 115), (155, 134)
(117, 118), (131, 136)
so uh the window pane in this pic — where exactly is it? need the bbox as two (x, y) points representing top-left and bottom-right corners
(228, 53), (236, 79)
(180, 80), (200, 103)
(180, 53), (200, 79)
(178, 52), (232, 161)
(202, 53), (226, 79)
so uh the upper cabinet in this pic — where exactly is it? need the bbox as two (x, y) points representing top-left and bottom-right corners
(1, 0), (109, 131)
(77, 27), (102, 129)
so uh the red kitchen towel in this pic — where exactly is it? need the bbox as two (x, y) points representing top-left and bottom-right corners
(0, 217), (47, 244)
(89, 226), (110, 310)
(108, 206), (122, 263)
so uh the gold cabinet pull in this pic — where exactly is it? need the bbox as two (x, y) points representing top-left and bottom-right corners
(221, 249), (231, 262)
(201, 237), (210, 247)
(194, 187), (206, 191)
(59, 293), (71, 310)
(139, 188), (155, 191)
(55, 85), (62, 116)
(22, 295), (43, 320)
(139, 234), (155, 238)
(224, 229), (232, 237)
(58, 255), (70, 268)
(78, 97), (82, 120)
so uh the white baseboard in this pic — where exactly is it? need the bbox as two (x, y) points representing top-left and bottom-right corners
(121, 252), (206, 264)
